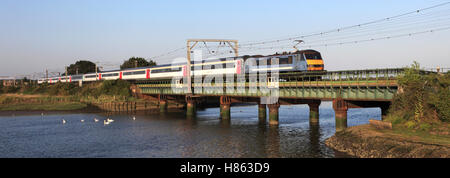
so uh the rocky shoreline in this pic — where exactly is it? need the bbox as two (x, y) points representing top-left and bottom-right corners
(325, 124), (450, 158)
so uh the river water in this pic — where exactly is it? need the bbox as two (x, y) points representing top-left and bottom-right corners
(0, 102), (381, 158)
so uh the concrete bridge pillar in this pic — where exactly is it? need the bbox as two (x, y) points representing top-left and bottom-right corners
(220, 96), (232, 120)
(268, 103), (280, 126)
(333, 98), (348, 132)
(308, 101), (321, 124)
(185, 95), (197, 117)
(158, 94), (168, 113)
(258, 104), (267, 124)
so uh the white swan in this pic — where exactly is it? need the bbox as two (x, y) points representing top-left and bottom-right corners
(103, 120), (110, 125)
(107, 118), (114, 123)
(94, 118), (99, 122)
(132, 116), (136, 120)
(81, 120), (85, 122)
(62, 119), (66, 124)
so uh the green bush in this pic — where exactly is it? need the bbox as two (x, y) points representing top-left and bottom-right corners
(419, 123), (432, 131)
(388, 62), (449, 129)
(405, 121), (416, 129)
(2, 79), (134, 102)
(101, 80), (131, 97)
(426, 73), (450, 122)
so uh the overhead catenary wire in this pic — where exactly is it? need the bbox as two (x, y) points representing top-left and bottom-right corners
(239, 2), (450, 47)
(151, 2), (450, 60)
(23, 2), (450, 78)
(232, 26), (450, 53)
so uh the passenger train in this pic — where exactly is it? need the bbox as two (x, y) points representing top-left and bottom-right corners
(38, 50), (324, 84)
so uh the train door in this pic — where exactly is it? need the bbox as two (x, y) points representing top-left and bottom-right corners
(146, 69), (151, 79)
(236, 60), (242, 74)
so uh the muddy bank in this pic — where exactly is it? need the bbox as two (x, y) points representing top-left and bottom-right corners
(325, 125), (450, 158)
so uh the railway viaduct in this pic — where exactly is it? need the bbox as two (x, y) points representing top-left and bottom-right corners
(134, 68), (410, 131)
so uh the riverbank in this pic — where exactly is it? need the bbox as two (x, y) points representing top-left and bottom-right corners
(325, 124), (450, 158)
(0, 94), (179, 112)
(0, 102), (87, 111)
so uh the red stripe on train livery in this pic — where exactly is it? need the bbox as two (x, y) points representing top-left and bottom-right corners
(236, 60), (242, 74)
(98, 73), (102, 80)
(119, 72), (123, 80)
(146, 69), (150, 79)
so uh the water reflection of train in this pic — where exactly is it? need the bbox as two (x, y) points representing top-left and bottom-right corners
(38, 50), (324, 84)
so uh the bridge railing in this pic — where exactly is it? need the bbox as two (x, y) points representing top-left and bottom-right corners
(137, 68), (413, 88)
(136, 68), (417, 100)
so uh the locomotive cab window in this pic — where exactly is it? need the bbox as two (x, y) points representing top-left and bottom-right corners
(279, 56), (293, 65)
(305, 53), (322, 59)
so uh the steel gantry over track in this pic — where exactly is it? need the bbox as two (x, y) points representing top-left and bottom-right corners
(186, 39), (239, 94)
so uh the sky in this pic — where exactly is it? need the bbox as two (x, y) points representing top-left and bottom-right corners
(0, 0), (449, 77)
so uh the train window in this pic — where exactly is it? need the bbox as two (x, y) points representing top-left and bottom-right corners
(191, 66), (203, 71)
(171, 67), (182, 72)
(133, 71), (146, 75)
(257, 59), (271, 66)
(151, 68), (180, 73)
(72, 76), (83, 80)
(85, 75), (96, 78)
(102, 73), (119, 77)
(124, 71), (146, 75)
(151, 69), (163, 73)
(305, 53), (322, 59)
(279, 57), (293, 65)
(223, 63), (235, 68)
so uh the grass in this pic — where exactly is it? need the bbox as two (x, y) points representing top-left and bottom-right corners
(0, 93), (147, 112)
(0, 102), (87, 111)
(377, 126), (450, 146)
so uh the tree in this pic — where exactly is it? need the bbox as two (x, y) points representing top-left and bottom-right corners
(120, 57), (157, 70)
(66, 60), (99, 75)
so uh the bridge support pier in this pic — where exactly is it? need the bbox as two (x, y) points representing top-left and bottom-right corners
(333, 99), (348, 132)
(158, 94), (168, 113)
(380, 104), (390, 121)
(186, 96), (197, 117)
(220, 96), (232, 120)
(258, 104), (267, 124)
(308, 101), (321, 124)
(268, 103), (280, 126)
